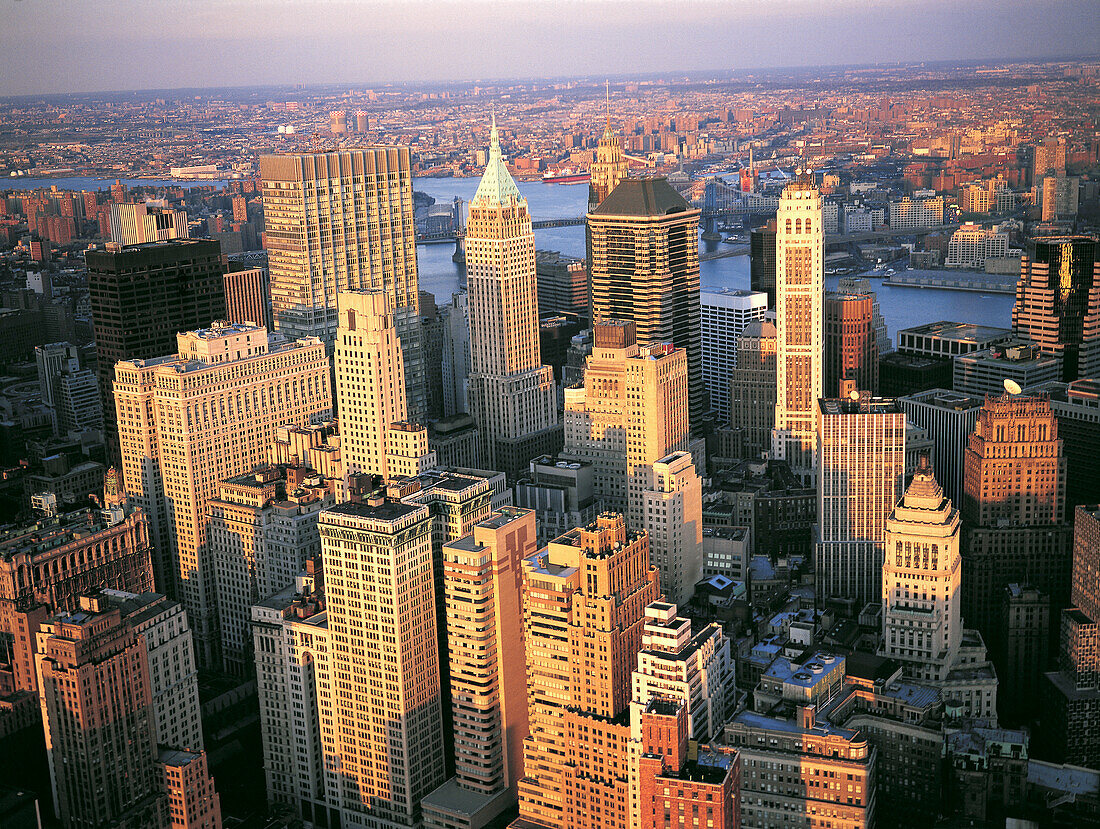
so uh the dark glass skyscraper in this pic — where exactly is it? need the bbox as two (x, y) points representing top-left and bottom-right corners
(1013, 235), (1099, 381)
(587, 177), (704, 427)
(87, 239), (226, 462)
(750, 219), (777, 307)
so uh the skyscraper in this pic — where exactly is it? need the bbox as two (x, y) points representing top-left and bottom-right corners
(1045, 505), (1100, 767)
(638, 451), (703, 605)
(728, 319), (778, 458)
(464, 120), (560, 478)
(222, 264), (273, 330)
(881, 457), (963, 682)
(260, 148), (427, 419)
(587, 177), (704, 426)
(1012, 236), (1099, 381)
(772, 173), (824, 483)
(421, 508), (536, 829)
(588, 99), (629, 213)
(898, 389), (983, 508)
(109, 202), (189, 246)
(114, 323), (331, 666)
(699, 288), (767, 425)
(319, 499), (445, 828)
(87, 238), (226, 462)
(824, 291), (879, 397)
(962, 392), (1072, 694)
(562, 320), (690, 522)
(749, 220), (777, 307)
(335, 290), (415, 480)
(513, 514), (660, 829)
(36, 595), (168, 829)
(815, 394), (906, 609)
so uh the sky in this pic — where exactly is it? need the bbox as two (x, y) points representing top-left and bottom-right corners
(2, 0), (1098, 96)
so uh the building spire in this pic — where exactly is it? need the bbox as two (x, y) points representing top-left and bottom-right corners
(490, 109), (499, 156)
(472, 112), (522, 206)
(605, 80), (611, 130)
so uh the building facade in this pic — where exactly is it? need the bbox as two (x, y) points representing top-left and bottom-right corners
(728, 320), (778, 458)
(772, 174), (824, 484)
(464, 121), (560, 478)
(587, 178), (704, 427)
(700, 288), (767, 425)
(260, 148), (426, 419)
(114, 323), (331, 666)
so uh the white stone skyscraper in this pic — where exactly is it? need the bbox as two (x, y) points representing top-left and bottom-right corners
(772, 172), (824, 483)
(113, 323), (331, 667)
(465, 119), (560, 477)
(335, 289), (436, 481)
(880, 457), (962, 682)
(260, 148), (427, 420)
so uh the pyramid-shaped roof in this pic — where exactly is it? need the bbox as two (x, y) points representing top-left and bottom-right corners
(472, 115), (523, 206)
(589, 176), (691, 218)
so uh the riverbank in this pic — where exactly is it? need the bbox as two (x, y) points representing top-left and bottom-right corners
(883, 269), (1017, 294)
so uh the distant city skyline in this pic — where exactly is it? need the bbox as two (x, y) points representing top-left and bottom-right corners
(2, 0), (1098, 96)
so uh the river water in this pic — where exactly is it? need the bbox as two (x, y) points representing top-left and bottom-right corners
(6, 173), (1014, 337)
(413, 177), (1016, 340)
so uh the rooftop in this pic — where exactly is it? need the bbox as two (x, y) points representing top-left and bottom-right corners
(899, 321), (1013, 342)
(590, 176), (693, 218)
(323, 499), (423, 523)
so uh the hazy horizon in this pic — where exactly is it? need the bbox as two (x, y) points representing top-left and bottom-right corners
(3, 0), (1099, 97)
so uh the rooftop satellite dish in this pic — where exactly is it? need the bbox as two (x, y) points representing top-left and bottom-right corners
(849, 390), (860, 401)
(1004, 379), (1022, 395)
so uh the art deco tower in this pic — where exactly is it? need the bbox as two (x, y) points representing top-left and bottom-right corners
(588, 87), (629, 212)
(881, 457), (962, 682)
(771, 173), (824, 483)
(260, 148), (427, 419)
(465, 119), (560, 478)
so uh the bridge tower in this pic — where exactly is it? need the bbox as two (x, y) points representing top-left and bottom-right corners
(701, 178), (721, 241)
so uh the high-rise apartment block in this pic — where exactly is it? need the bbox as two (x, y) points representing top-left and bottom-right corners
(208, 463), (340, 675)
(441, 291), (471, 418)
(700, 288), (767, 425)
(1033, 138), (1067, 180)
(728, 319), (778, 458)
(114, 323), (331, 666)
(562, 320), (690, 521)
(898, 389), (983, 508)
(87, 239), (226, 460)
(587, 177), (704, 426)
(260, 148), (426, 419)
(109, 202), (189, 246)
(946, 223), (1008, 268)
(1013, 235), (1099, 381)
(889, 196), (944, 229)
(1041, 176), (1080, 222)
(824, 291), (879, 397)
(422, 508), (536, 829)
(319, 500), (445, 828)
(223, 264), (273, 331)
(962, 392), (1072, 689)
(513, 514), (660, 829)
(815, 395), (906, 610)
(36, 595), (168, 829)
(464, 122), (560, 478)
(1045, 505), (1100, 768)
(630, 601), (733, 743)
(102, 589), (205, 753)
(158, 749), (223, 829)
(772, 174), (824, 483)
(638, 451), (703, 605)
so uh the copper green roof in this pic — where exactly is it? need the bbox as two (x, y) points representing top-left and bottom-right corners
(472, 114), (523, 206)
